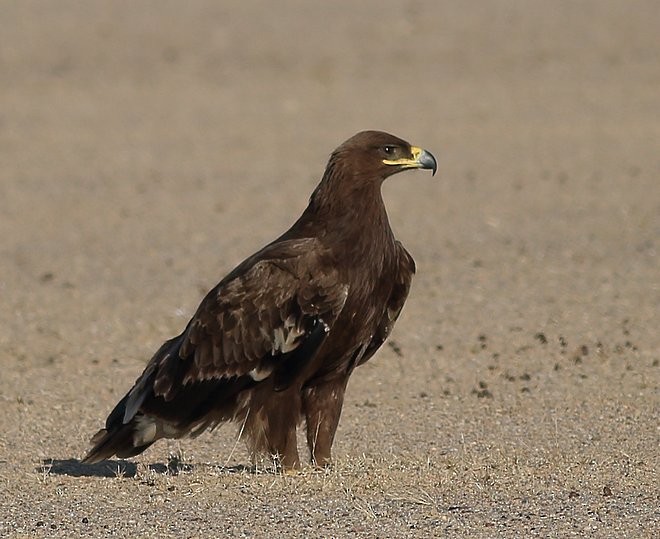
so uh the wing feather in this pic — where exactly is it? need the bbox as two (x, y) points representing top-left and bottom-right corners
(124, 239), (348, 424)
(357, 241), (415, 366)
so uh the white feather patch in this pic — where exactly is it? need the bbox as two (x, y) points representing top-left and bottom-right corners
(271, 315), (304, 354)
(249, 366), (273, 381)
(133, 415), (157, 446)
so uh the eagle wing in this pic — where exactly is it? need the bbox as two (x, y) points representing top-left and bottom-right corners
(121, 238), (348, 424)
(357, 241), (415, 366)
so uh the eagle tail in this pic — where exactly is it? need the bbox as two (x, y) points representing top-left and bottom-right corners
(82, 394), (158, 464)
(82, 424), (155, 464)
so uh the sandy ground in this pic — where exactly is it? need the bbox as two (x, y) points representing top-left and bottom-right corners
(1, 1), (658, 537)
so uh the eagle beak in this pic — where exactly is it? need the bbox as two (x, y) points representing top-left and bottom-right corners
(383, 146), (438, 176)
(410, 146), (437, 176)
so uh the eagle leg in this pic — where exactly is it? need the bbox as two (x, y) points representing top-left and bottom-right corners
(302, 378), (348, 467)
(245, 386), (301, 470)
(277, 424), (300, 471)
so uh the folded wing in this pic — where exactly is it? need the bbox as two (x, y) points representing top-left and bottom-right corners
(83, 239), (348, 462)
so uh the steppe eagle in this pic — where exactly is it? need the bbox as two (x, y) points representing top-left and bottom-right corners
(83, 130), (437, 469)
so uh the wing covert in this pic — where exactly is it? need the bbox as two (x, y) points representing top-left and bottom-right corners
(149, 240), (348, 400)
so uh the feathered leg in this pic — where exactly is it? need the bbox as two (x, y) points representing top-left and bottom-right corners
(302, 378), (348, 467)
(245, 386), (301, 470)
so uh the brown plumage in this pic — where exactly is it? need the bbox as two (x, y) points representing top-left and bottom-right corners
(83, 130), (437, 469)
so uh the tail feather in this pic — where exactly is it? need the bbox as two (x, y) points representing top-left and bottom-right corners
(82, 423), (155, 464)
(82, 393), (157, 464)
(82, 354), (258, 463)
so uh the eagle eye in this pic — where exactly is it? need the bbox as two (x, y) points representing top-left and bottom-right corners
(381, 145), (397, 156)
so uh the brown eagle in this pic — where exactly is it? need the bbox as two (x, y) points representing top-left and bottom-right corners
(83, 131), (436, 469)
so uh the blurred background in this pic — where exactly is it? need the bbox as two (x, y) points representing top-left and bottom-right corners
(2, 1), (657, 361)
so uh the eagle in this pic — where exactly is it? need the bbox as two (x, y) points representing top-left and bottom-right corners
(83, 131), (437, 469)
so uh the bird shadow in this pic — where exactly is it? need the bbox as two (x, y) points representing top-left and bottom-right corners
(38, 458), (251, 479)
